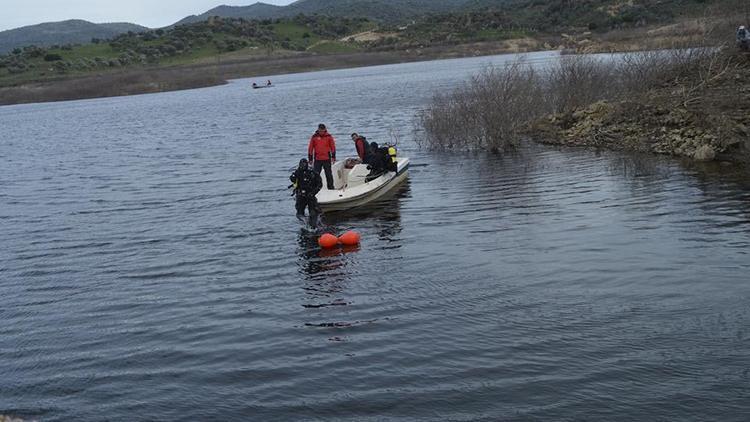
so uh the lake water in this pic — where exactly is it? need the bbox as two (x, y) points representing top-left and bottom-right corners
(2, 51), (750, 421)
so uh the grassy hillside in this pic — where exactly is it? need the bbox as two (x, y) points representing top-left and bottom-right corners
(365, 0), (739, 50)
(286, 0), (469, 21)
(176, 3), (285, 26)
(0, 19), (148, 54)
(0, 0), (741, 89)
(175, 0), (473, 25)
(0, 16), (372, 86)
(464, 0), (739, 31)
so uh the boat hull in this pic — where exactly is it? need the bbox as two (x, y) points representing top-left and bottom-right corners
(316, 158), (409, 211)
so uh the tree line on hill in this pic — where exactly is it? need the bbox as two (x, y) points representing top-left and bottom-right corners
(0, 15), (370, 76)
(0, 0), (738, 78)
(367, 0), (722, 50)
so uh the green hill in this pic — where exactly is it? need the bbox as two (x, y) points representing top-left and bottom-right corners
(176, 3), (285, 26)
(286, 0), (470, 21)
(364, 0), (734, 50)
(0, 0), (738, 88)
(0, 16), (372, 85)
(0, 19), (148, 54)
(462, 0), (729, 31)
(175, 0), (474, 25)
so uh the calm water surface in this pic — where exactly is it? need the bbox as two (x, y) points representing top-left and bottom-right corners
(2, 51), (750, 421)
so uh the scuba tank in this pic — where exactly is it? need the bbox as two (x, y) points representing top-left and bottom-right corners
(385, 144), (398, 172)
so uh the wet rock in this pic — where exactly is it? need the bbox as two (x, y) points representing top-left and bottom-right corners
(527, 50), (750, 162)
(694, 145), (716, 161)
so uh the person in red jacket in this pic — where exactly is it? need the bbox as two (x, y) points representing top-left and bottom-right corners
(351, 132), (369, 162)
(308, 123), (336, 190)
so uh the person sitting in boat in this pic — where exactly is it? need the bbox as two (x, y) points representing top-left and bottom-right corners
(308, 124), (336, 190)
(365, 141), (387, 181)
(252, 82), (258, 88)
(290, 158), (322, 221)
(350, 133), (370, 163)
(267, 79), (272, 86)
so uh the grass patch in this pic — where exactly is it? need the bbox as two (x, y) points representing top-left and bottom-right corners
(272, 22), (319, 41)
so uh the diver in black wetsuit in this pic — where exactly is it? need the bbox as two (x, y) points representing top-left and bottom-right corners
(289, 158), (323, 224)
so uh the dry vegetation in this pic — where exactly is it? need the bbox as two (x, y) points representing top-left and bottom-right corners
(534, 50), (749, 162)
(417, 62), (544, 153)
(418, 45), (750, 161)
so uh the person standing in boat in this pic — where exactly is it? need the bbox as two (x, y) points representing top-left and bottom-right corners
(351, 133), (370, 163)
(290, 158), (322, 223)
(308, 123), (336, 190)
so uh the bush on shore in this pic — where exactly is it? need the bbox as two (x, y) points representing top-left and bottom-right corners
(418, 61), (544, 152)
(417, 46), (737, 156)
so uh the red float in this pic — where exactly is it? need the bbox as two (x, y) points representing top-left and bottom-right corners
(318, 233), (339, 249)
(338, 231), (361, 246)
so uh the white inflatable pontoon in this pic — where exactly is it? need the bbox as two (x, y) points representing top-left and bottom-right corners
(315, 157), (410, 211)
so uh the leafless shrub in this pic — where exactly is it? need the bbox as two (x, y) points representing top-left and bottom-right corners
(545, 55), (616, 113)
(673, 49), (737, 107)
(417, 59), (545, 152)
(418, 46), (733, 152)
(617, 50), (673, 91)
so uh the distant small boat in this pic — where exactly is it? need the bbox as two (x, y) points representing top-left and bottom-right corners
(252, 82), (273, 89)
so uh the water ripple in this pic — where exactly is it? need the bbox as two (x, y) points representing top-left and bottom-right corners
(2, 52), (750, 421)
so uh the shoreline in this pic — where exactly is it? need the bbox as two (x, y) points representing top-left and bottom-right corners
(0, 41), (543, 106)
(528, 50), (750, 164)
(0, 14), (734, 107)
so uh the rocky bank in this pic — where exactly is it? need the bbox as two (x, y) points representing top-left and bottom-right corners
(531, 50), (750, 163)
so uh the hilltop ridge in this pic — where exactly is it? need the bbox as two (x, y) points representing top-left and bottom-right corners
(0, 19), (148, 54)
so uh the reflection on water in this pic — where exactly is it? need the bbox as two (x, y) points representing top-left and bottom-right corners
(2, 51), (750, 421)
(323, 180), (409, 242)
(296, 183), (409, 330)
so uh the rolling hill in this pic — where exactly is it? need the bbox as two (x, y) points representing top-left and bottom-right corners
(175, 0), (475, 26)
(176, 3), (286, 25)
(0, 19), (148, 54)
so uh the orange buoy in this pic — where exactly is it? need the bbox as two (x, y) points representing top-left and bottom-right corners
(338, 230), (361, 246)
(318, 233), (339, 249)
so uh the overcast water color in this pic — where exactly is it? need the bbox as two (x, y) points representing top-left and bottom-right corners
(1, 52), (750, 421)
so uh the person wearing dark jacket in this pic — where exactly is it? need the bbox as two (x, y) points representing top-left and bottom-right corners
(367, 141), (383, 171)
(351, 133), (369, 162)
(308, 124), (336, 190)
(364, 141), (386, 182)
(290, 158), (323, 222)
(738, 26), (749, 51)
